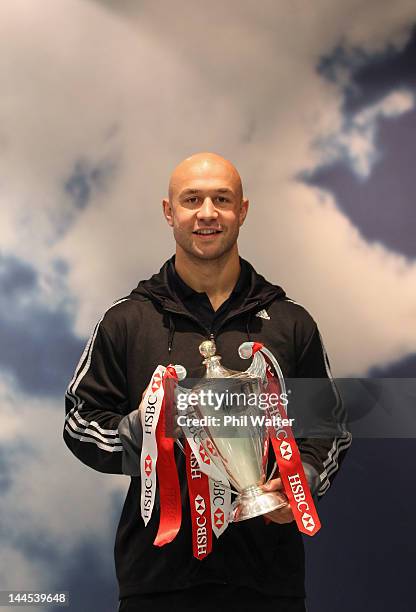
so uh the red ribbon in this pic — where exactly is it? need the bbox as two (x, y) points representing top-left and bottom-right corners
(185, 441), (212, 559)
(252, 344), (321, 536)
(153, 366), (182, 546)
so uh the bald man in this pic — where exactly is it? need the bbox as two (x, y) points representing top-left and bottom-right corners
(163, 152), (249, 311)
(64, 152), (351, 611)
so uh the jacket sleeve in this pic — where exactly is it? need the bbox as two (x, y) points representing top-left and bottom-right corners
(63, 305), (142, 476)
(296, 325), (352, 499)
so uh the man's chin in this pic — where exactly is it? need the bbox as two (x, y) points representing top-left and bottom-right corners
(189, 243), (230, 261)
(192, 250), (224, 261)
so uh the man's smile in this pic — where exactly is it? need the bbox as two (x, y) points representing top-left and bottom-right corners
(193, 228), (223, 237)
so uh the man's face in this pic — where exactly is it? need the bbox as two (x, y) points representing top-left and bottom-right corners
(163, 159), (248, 261)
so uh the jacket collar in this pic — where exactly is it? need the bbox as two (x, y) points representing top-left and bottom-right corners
(130, 255), (286, 317)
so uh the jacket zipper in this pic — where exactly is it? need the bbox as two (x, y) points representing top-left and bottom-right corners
(211, 300), (261, 338)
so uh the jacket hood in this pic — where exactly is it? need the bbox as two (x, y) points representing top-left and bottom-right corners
(129, 256), (286, 313)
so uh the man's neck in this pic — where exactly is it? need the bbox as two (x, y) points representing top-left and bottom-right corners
(174, 246), (241, 311)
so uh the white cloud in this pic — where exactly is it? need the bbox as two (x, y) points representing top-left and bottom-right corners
(0, 546), (46, 610)
(239, 180), (416, 376)
(322, 89), (415, 178)
(364, 89), (415, 118)
(0, 376), (129, 592)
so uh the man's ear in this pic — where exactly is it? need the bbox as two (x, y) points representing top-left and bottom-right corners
(162, 198), (174, 227)
(239, 199), (249, 226)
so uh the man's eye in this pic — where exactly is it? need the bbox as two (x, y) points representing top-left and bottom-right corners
(216, 197), (229, 203)
(187, 197), (199, 204)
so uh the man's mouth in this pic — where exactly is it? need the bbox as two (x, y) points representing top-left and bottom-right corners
(193, 228), (222, 235)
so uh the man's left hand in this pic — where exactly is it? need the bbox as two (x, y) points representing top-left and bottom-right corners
(261, 477), (294, 524)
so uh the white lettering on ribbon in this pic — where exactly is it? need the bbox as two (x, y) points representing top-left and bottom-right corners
(140, 365), (166, 526)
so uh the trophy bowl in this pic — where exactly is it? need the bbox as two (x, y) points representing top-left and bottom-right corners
(177, 340), (288, 522)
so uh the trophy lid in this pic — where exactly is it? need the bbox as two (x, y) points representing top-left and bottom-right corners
(199, 339), (217, 360)
(199, 339), (229, 378)
(199, 339), (254, 380)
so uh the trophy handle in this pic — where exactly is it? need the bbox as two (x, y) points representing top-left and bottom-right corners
(239, 343), (267, 381)
(266, 461), (277, 482)
(238, 342), (287, 398)
(238, 343), (281, 486)
(172, 364), (187, 381)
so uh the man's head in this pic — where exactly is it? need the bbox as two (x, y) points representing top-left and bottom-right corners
(162, 152), (249, 262)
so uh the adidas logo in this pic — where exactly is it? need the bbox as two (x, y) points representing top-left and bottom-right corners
(255, 309), (270, 320)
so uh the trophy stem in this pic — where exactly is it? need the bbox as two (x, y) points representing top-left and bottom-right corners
(232, 485), (288, 522)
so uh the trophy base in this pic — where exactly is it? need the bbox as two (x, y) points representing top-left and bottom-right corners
(232, 485), (288, 522)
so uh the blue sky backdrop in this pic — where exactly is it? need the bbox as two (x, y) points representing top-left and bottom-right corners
(0, 1), (415, 610)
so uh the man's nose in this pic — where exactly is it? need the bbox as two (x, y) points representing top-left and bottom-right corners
(197, 197), (218, 220)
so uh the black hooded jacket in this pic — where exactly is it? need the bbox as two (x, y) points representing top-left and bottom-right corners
(63, 257), (351, 599)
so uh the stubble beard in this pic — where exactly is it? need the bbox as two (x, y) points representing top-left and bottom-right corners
(174, 226), (239, 263)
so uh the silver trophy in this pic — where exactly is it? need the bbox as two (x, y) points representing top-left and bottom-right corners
(177, 339), (288, 521)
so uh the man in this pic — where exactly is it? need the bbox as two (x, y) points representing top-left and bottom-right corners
(64, 152), (351, 611)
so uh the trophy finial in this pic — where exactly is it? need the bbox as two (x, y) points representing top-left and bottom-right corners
(199, 339), (216, 359)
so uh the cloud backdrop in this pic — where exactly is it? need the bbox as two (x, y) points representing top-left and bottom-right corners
(0, 1), (415, 610)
